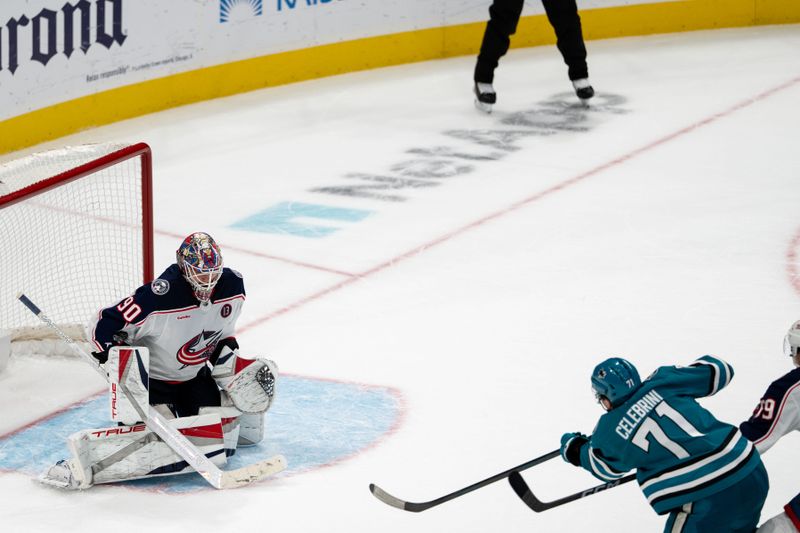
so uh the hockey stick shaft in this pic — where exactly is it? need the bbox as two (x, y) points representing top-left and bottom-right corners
(17, 293), (285, 489)
(369, 449), (561, 512)
(17, 293), (108, 380)
(508, 470), (636, 512)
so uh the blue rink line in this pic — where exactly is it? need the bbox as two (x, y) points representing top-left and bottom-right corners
(231, 201), (372, 238)
(0, 376), (402, 493)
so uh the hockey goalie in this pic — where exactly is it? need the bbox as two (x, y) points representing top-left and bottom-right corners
(41, 232), (279, 489)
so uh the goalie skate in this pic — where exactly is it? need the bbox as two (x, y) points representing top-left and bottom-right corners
(38, 459), (89, 490)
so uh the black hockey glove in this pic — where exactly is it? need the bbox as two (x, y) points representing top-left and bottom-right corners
(92, 331), (129, 365)
(209, 336), (239, 366)
(91, 350), (110, 365)
(560, 432), (589, 466)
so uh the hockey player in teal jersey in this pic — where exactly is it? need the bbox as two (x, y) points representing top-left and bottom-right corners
(561, 356), (768, 532)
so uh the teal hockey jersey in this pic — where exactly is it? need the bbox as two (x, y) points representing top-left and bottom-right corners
(576, 355), (763, 514)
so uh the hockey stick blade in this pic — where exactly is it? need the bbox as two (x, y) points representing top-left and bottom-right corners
(369, 483), (433, 513)
(508, 471), (636, 512)
(219, 454), (287, 489)
(369, 450), (561, 513)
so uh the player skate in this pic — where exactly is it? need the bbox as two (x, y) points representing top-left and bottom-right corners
(572, 78), (594, 105)
(474, 82), (496, 113)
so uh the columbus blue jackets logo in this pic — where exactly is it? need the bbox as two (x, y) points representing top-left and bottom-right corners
(176, 330), (223, 366)
(221, 303), (232, 318)
(151, 279), (170, 295)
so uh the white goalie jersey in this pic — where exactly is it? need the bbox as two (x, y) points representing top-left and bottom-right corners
(89, 264), (245, 382)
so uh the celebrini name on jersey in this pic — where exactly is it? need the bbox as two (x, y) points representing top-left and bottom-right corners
(614, 390), (664, 440)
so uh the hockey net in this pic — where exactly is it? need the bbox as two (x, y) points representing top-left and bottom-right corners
(0, 143), (153, 357)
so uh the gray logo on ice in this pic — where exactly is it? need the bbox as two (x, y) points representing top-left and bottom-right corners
(230, 93), (630, 238)
(312, 93), (630, 202)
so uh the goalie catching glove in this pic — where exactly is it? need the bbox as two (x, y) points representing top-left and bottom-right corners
(211, 339), (277, 414)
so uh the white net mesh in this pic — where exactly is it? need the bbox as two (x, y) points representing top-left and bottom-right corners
(0, 143), (151, 356)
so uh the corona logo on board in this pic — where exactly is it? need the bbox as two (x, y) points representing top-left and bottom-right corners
(219, 0), (263, 23)
(0, 0), (127, 75)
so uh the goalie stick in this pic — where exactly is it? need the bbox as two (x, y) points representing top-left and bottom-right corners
(508, 470), (636, 512)
(17, 293), (286, 489)
(369, 450), (560, 512)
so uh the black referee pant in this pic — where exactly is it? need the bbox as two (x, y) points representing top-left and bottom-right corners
(474, 0), (588, 83)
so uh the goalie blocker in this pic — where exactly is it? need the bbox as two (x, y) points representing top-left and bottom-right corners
(40, 345), (278, 489)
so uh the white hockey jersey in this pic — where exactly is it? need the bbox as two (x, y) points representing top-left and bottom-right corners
(90, 264), (245, 382)
(740, 367), (800, 453)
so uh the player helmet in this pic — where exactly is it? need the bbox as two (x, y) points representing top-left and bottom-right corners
(783, 320), (800, 358)
(591, 357), (641, 409)
(176, 232), (223, 303)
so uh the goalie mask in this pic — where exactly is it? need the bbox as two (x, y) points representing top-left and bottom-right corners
(177, 232), (223, 302)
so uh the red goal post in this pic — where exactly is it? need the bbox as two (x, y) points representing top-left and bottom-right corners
(0, 143), (154, 355)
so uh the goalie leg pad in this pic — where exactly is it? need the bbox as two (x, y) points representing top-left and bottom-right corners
(43, 413), (227, 488)
(108, 346), (149, 425)
(199, 394), (242, 456)
(238, 412), (266, 447)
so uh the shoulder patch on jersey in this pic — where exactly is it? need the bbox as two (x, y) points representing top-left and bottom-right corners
(231, 269), (243, 279)
(151, 279), (170, 295)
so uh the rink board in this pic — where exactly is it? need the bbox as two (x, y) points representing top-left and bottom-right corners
(1, 0), (798, 155)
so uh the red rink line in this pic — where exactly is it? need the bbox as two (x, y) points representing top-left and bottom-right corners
(239, 75), (800, 333)
(0, 389), (105, 442)
(156, 228), (356, 277)
(9, 206), (354, 278)
(787, 225), (800, 297)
